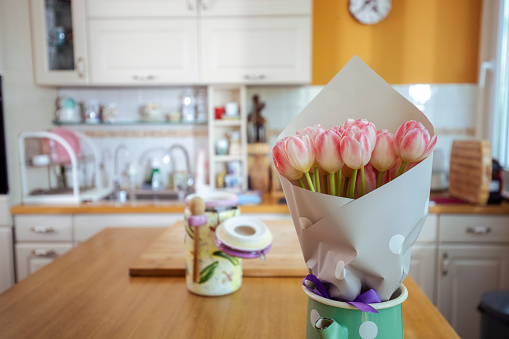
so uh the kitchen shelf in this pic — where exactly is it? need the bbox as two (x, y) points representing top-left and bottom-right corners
(213, 154), (243, 162)
(52, 120), (208, 126)
(213, 119), (241, 127)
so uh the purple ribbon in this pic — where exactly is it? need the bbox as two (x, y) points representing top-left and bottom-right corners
(302, 274), (380, 314)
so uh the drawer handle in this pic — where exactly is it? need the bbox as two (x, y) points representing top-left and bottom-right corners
(467, 226), (492, 235)
(441, 252), (449, 276)
(76, 57), (86, 79)
(32, 249), (57, 257)
(133, 75), (155, 81)
(244, 74), (266, 80)
(186, 0), (195, 10)
(31, 226), (56, 233)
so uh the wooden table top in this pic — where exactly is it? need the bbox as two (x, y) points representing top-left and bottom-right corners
(0, 228), (459, 339)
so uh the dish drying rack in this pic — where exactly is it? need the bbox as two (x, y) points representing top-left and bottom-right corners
(18, 130), (111, 204)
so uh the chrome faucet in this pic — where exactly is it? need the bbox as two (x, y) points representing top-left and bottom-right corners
(168, 144), (194, 192)
(113, 144), (129, 201)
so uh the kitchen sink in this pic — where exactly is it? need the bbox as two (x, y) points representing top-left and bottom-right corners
(102, 189), (186, 202)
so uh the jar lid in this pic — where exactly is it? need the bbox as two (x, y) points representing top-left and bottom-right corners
(215, 216), (272, 259)
(186, 191), (238, 209)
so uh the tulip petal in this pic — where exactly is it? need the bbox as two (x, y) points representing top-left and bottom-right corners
(416, 134), (437, 161)
(399, 129), (426, 162)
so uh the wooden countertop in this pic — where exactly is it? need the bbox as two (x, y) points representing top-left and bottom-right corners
(10, 192), (509, 215)
(0, 227), (458, 338)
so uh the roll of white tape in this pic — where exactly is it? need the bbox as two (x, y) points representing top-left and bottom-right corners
(216, 216), (272, 251)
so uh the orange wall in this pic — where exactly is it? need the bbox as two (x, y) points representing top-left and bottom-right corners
(312, 0), (483, 85)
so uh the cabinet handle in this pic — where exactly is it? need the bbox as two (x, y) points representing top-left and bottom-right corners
(133, 75), (155, 81)
(441, 252), (449, 276)
(201, 0), (210, 9)
(467, 226), (492, 235)
(30, 226), (56, 233)
(244, 74), (266, 80)
(32, 249), (57, 257)
(186, 0), (195, 10)
(76, 57), (85, 79)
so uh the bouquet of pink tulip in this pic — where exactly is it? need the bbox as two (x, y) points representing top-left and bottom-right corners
(276, 57), (437, 303)
(273, 119), (437, 198)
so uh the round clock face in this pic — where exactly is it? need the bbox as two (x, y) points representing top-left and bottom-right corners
(349, 0), (392, 25)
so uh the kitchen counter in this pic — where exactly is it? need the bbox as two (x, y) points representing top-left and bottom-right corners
(0, 227), (458, 338)
(10, 192), (509, 215)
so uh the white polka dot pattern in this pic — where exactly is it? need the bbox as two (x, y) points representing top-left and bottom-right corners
(359, 321), (378, 339)
(389, 234), (405, 254)
(310, 309), (320, 328)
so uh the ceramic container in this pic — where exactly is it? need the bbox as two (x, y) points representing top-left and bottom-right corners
(304, 284), (408, 339)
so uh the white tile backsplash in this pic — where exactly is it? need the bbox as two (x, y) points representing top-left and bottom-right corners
(58, 83), (477, 183)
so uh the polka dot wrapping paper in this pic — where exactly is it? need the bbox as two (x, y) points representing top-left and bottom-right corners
(278, 56), (435, 302)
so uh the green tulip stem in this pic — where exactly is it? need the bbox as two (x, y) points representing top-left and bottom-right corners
(377, 171), (384, 188)
(343, 176), (350, 197)
(337, 169), (342, 197)
(329, 173), (336, 196)
(360, 166), (366, 196)
(315, 168), (321, 193)
(298, 178), (305, 189)
(305, 172), (316, 192)
(397, 161), (407, 177)
(349, 169), (358, 199)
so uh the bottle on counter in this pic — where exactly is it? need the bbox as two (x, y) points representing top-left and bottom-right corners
(150, 158), (162, 190)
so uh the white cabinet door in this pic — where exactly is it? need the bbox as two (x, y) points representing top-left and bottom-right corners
(408, 244), (436, 303)
(87, 0), (197, 18)
(0, 227), (14, 294)
(88, 20), (199, 85)
(73, 214), (182, 242)
(200, 17), (311, 84)
(437, 245), (509, 339)
(15, 243), (73, 282)
(30, 0), (88, 85)
(200, 0), (311, 16)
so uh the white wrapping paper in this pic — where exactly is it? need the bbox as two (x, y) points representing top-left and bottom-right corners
(278, 56), (434, 301)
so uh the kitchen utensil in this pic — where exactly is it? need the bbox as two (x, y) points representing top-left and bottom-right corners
(188, 196), (206, 283)
(100, 103), (118, 123)
(180, 89), (196, 122)
(41, 127), (81, 165)
(215, 139), (229, 155)
(225, 102), (239, 116)
(449, 140), (492, 205)
(82, 101), (100, 123)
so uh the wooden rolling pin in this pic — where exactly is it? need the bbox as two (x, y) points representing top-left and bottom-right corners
(188, 196), (206, 283)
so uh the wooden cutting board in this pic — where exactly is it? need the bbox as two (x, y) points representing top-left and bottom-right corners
(449, 140), (492, 205)
(129, 219), (308, 277)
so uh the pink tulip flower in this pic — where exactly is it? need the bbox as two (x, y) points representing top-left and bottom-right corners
(315, 129), (343, 174)
(340, 126), (371, 198)
(355, 163), (389, 197)
(342, 119), (377, 151)
(371, 129), (398, 172)
(272, 138), (303, 181)
(393, 120), (437, 176)
(315, 129), (344, 196)
(296, 124), (325, 140)
(285, 135), (316, 191)
(296, 125), (324, 191)
(340, 126), (371, 170)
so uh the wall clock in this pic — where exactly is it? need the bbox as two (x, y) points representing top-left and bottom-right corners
(349, 0), (392, 25)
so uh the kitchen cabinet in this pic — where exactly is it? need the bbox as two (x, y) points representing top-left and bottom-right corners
(29, 0), (88, 85)
(88, 19), (199, 85)
(0, 226), (14, 294)
(407, 214), (438, 303)
(199, 0), (311, 16)
(16, 243), (73, 281)
(73, 214), (181, 242)
(86, 0), (197, 18)
(200, 17), (311, 84)
(436, 214), (509, 339)
(13, 213), (180, 281)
